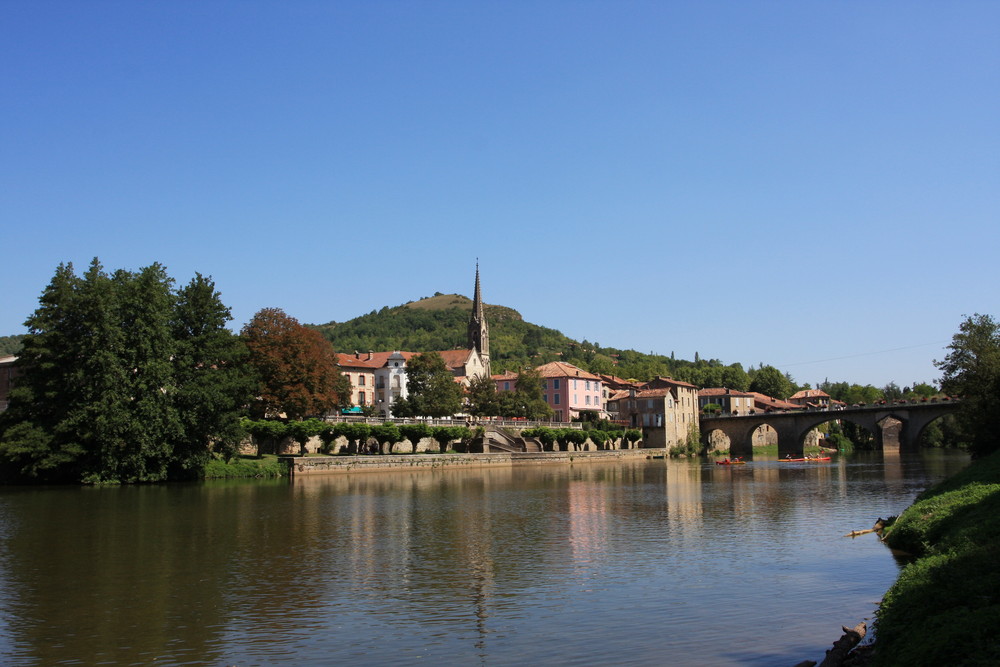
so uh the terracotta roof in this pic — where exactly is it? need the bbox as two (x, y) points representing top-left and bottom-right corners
(642, 376), (698, 390)
(699, 387), (753, 398)
(606, 389), (631, 402)
(748, 392), (802, 411)
(534, 361), (601, 381)
(492, 371), (520, 381)
(790, 389), (831, 400)
(435, 349), (474, 371)
(336, 352), (382, 369)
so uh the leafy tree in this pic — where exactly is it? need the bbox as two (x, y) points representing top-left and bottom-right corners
(0, 335), (24, 356)
(0, 260), (240, 483)
(498, 367), (552, 419)
(935, 313), (1000, 458)
(242, 308), (352, 420)
(466, 374), (502, 417)
(749, 365), (794, 400)
(170, 274), (254, 469)
(392, 352), (463, 418)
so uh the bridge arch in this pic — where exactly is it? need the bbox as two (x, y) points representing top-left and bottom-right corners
(699, 401), (961, 457)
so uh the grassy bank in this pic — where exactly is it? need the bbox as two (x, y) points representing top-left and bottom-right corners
(203, 454), (287, 479)
(876, 449), (1000, 665)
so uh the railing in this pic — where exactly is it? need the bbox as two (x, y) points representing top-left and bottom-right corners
(324, 414), (584, 429)
(701, 397), (960, 420)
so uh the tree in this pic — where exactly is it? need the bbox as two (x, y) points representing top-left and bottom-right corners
(170, 274), (255, 468)
(393, 352), (464, 418)
(466, 374), (502, 417)
(0, 260), (234, 484)
(935, 313), (1000, 458)
(242, 308), (351, 420)
(749, 365), (793, 400)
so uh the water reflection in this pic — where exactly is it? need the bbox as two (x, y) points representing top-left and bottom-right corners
(0, 451), (969, 666)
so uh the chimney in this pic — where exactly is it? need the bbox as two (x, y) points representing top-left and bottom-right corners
(367, 350), (373, 361)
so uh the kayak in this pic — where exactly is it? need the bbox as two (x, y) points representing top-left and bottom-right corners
(780, 456), (831, 462)
(716, 460), (747, 465)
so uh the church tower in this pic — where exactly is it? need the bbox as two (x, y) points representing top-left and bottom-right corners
(467, 263), (490, 375)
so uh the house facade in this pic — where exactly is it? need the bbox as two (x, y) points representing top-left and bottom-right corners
(698, 387), (756, 415)
(608, 376), (699, 450)
(534, 361), (604, 422)
(788, 389), (832, 408)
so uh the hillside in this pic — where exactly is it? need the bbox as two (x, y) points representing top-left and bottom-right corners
(310, 293), (742, 384)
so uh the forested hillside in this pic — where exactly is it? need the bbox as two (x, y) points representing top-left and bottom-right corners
(310, 293), (751, 386)
(0, 335), (24, 356)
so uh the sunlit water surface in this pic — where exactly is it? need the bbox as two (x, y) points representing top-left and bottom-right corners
(0, 450), (969, 666)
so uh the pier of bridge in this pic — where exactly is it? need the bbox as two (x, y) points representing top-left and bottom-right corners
(699, 400), (960, 459)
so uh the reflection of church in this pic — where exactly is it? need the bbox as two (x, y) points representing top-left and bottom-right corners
(335, 265), (492, 417)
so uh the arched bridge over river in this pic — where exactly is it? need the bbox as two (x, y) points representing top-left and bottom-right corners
(700, 400), (961, 459)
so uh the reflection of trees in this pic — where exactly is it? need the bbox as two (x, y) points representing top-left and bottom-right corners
(0, 481), (295, 664)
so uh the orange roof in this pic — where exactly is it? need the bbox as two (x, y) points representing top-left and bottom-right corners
(699, 387), (753, 398)
(790, 389), (830, 400)
(748, 392), (802, 410)
(492, 371), (520, 381)
(435, 349), (474, 371)
(534, 361), (601, 381)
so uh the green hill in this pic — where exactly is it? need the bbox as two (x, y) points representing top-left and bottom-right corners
(310, 293), (744, 385)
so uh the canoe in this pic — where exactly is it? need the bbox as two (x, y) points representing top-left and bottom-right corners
(780, 456), (831, 462)
(716, 460), (747, 465)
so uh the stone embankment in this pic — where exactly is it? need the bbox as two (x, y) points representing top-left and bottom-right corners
(282, 449), (655, 476)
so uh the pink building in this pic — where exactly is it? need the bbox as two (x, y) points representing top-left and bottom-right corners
(534, 361), (604, 422)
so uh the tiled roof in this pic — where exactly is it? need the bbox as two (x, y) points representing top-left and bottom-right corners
(534, 361), (601, 381)
(435, 349), (474, 370)
(699, 387), (753, 398)
(790, 389), (831, 400)
(492, 371), (520, 381)
(642, 376), (698, 390)
(748, 392), (802, 410)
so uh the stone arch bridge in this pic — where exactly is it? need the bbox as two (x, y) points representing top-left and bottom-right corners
(700, 400), (961, 459)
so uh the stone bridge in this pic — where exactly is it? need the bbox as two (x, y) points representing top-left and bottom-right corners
(700, 400), (961, 459)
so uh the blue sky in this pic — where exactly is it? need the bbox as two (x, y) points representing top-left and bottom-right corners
(2, 2), (998, 389)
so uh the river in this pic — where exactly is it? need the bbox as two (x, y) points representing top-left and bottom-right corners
(0, 450), (968, 666)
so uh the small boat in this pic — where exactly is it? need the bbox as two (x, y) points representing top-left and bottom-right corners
(780, 456), (831, 462)
(716, 459), (747, 465)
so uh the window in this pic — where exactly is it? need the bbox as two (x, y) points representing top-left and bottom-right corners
(542, 380), (547, 390)
(359, 375), (365, 386)
(504, 382), (510, 391)
(585, 380), (590, 391)
(585, 395), (591, 406)
(554, 379), (560, 390)
(554, 394), (560, 405)
(359, 391), (366, 404)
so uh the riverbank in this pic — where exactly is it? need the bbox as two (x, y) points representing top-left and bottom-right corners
(872, 449), (1000, 665)
(279, 448), (658, 475)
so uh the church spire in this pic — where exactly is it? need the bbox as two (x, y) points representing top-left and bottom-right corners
(468, 262), (490, 372)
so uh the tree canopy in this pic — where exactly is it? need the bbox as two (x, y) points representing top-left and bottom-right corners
(936, 313), (1000, 458)
(0, 260), (251, 483)
(392, 352), (464, 418)
(241, 307), (352, 420)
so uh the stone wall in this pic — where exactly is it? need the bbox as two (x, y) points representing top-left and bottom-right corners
(282, 448), (655, 476)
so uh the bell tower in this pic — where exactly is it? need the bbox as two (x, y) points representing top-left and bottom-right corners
(467, 262), (490, 375)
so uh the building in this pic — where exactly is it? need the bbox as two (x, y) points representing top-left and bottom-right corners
(335, 351), (381, 409)
(534, 361), (604, 421)
(337, 265), (492, 418)
(698, 388), (756, 415)
(788, 389), (832, 409)
(607, 376), (699, 450)
(0, 355), (18, 412)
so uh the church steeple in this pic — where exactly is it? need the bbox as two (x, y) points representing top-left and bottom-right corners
(468, 262), (490, 373)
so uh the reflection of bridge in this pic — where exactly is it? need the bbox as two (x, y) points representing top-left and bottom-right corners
(700, 400), (961, 459)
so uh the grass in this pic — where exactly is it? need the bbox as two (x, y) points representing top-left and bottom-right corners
(203, 454), (287, 479)
(875, 449), (1000, 665)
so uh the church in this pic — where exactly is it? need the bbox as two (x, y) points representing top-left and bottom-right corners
(335, 265), (491, 418)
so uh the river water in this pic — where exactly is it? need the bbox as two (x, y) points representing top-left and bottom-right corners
(0, 450), (968, 666)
